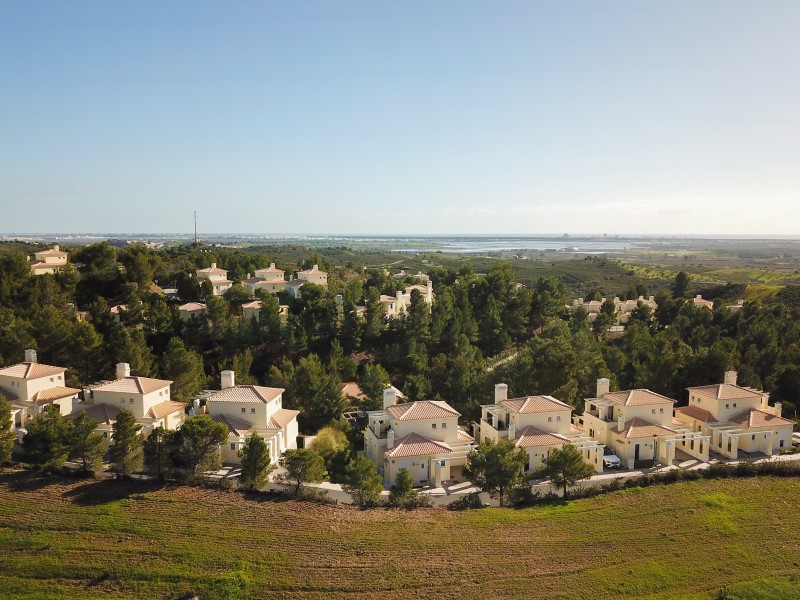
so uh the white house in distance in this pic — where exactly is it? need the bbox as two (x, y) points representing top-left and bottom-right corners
(77, 363), (185, 446)
(241, 300), (289, 324)
(297, 264), (328, 286)
(478, 384), (604, 474)
(566, 296), (658, 325)
(692, 295), (714, 309)
(203, 370), (299, 464)
(243, 263), (287, 295)
(29, 245), (69, 275)
(0, 349), (79, 430)
(178, 302), (206, 322)
(364, 389), (475, 486)
(676, 371), (794, 458)
(381, 280), (434, 319)
(196, 263), (232, 296)
(576, 378), (710, 469)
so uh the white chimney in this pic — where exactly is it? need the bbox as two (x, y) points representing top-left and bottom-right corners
(312, 264), (318, 270)
(494, 383), (508, 404)
(386, 429), (395, 449)
(270, 262), (276, 269)
(774, 402), (783, 416)
(24, 349), (37, 364)
(723, 371), (737, 386)
(53, 244), (59, 251)
(596, 378), (610, 398)
(508, 422), (516, 440)
(221, 370), (235, 389)
(618, 414), (626, 431)
(193, 398), (200, 410)
(383, 388), (397, 409)
(374, 420), (381, 437)
(696, 294), (702, 299)
(116, 363), (131, 379)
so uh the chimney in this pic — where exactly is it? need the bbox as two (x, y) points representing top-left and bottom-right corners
(596, 378), (610, 398)
(24, 349), (37, 364)
(383, 388), (397, 409)
(221, 370), (235, 389)
(577, 298), (584, 305)
(312, 264), (318, 270)
(386, 429), (395, 449)
(494, 383), (508, 404)
(246, 273), (251, 280)
(53, 244), (59, 251)
(774, 402), (783, 416)
(649, 296), (655, 302)
(723, 371), (737, 386)
(696, 294), (702, 299)
(116, 363), (131, 379)
(508, 422), (516, 441)
(211, 262), (217, 269)
(270, 262), (276, 269)
(618, 414), (626, 431)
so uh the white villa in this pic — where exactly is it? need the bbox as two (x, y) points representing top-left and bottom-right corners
(381, 280), (434, 318)
(297, 264), (328, 286)
(178, 302), (206, 322)
(77, 363), (186, 446)
(692, 295), (714, 309)
(478, 383), (604, 474)
(676, 371), (794, 458)
(567, 296), (658, 325)
(203, 370), (299, 464)
(364, 389), (475, 486)
(29, 245), (69, 275)
(243, 264), (287, 295)
(576, 378), (710, 469)
(196, 263), (232, 296)
(0, 349), (79, 431)
(241, 300), (289, 324)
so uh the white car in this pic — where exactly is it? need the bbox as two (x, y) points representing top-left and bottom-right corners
(792, 432), (800, 446)
(603, 447), (622, 469)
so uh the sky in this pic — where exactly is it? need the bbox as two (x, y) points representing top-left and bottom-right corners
(1, 1), (799, 236)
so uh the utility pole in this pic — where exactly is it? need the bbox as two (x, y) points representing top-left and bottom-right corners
(194, 210), (197, 245)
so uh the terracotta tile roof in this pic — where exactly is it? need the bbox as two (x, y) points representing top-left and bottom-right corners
(675, 405), (717, 423)
(79, 403), (120, 425)
(146, 400), (186, 420)
(688, 384), (763, 401)
(179, 302), (206, 311)
(603, 389), (676, 407)
(387, 400), (460, 421)
(386, 433), (452, 458)
(109, 304), (127, 315)
(36, 248), (68, 257)
(242, 300), (263, 309)
(285, 280), (305, 287)
(340, 382), (366, 401)
(255, 264), (284, 275)
(0, 362), (66, 380)
(298, 266), (326, 275)
(728, 408), (794, 429)
(211, 414), (253, 436)
(206, 385), (284, 404)
(501, 395), (572, 414)
(30, 386), (80, 404)
(612, 417), (677, 439)
(92, 376), (172, 395)
(197, 265), (228, 275)
(514, 425), (569, 448)
(269, 408), (299, 429)
(380, 295), (396, 302)
(457, 429), (475, 442)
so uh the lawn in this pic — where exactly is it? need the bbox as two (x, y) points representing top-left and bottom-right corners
(0, 472), (799, 599)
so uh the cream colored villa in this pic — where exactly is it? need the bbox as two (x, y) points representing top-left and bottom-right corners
(243, 263), (287, 295)
(478, 384), (604, 474)
(577, 379), (710, 468)
(381, 280), (434, 319)
(203, 370), (298, 464)
(241, 300), (289, 324)
(0, 350), (78, 430)
(566, 296), (658, 325)
(296, 264), (328, 286)
(178, 302), (206, 322)
(692, 295), (714, 309)
(676, 372), (794, 458)
(196, 263), (232, 296)
(77, 363), (185, 446)
(364, 389), (475, 486)
(29, 245), (69, 275)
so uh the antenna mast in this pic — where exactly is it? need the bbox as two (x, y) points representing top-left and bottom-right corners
(194, 210), (197, 245)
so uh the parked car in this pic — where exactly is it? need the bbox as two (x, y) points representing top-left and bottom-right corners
(792, 432), (800, 446)
(603, 447), (622, 469)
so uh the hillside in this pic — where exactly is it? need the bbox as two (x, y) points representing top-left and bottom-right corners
(1, 473), (799, 599)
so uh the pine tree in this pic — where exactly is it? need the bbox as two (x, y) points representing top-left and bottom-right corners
(68, 411), (104, 473)
(143, 426), (175, 482)
(22, 404), (72, 471)
(0, 396), (16, 464)
(109, 409), (144, 478)
(238, 434), (273, 491)
(342, 455), (383, 507)
(161, 337), (207, 402)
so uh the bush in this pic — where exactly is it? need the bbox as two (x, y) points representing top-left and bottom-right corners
(448, 492), (484, 511)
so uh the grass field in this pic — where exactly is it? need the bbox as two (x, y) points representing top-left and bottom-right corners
(1, 473), (799, 599)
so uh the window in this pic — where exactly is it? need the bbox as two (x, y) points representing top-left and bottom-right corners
(556, 416), (561, 421)
(129, 398), (134, 403)
(733, 403), (737, 408)
(230, 443), (235, 450)
(752, 434), (756, 441)
(241, 407), (246, 413)
(251, 408), (256, 414)
(103, 432), (108, 438)
(659, 408), (664, 414)
(50, 377), (54, 382)
(548, 417), (552, 422)
(726, 403), (729, 408)
(431, 424), (437, 429)
(120, 398), (125, 404)
(652, 409), (656, 414)
(441, 423), (447, 428)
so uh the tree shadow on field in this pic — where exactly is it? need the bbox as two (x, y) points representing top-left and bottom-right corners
(63, 478), (169, 506)
(2, 471), (59, 493)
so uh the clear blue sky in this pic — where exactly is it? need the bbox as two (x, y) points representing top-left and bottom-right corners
(1, 1), (798, 235)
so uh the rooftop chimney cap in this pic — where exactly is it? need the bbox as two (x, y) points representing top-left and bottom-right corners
(24, 349), (37, 364)
(116, 363), (131, 379)
(221, 370), (235, 389)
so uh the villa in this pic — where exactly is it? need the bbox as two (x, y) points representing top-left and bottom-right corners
(196, 263), (232, 296)
(29, 245), (69, 275)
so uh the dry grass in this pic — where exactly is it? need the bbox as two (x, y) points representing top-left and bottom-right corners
(1, 472), (799, 599)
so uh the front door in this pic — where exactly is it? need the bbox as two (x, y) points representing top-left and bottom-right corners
(634, 444), (640, 460)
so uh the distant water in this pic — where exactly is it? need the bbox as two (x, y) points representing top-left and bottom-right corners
(394, 238), (639, 254)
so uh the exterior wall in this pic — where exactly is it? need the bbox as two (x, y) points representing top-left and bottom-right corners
(392, 416), (460, 443)
(364, 429), (388, 466)
(523, 444), (561, 473)
(385, 455), (433, 486)
(0, 371), (66, 400)
(207, 401), (269, 428)
(581, 413), (613, 445)
(282, 418), (299, 451)
(514, 410), (572, 434)
(297, 271), (327, 285)
(620, 404), (674, 427)
(688, 391), (763, 422)
(179, 309), (205, 322)
(222, 434), (245, 463)
(91, 386), (171, 421)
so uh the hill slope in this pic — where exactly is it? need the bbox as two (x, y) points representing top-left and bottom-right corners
(0, 473), (799, 599)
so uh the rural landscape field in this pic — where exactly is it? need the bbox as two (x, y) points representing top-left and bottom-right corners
(1, 472), (798, 599)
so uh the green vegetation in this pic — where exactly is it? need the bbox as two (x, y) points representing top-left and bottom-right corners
(0, 473), (798, 599)
(465, 439), (531, 507)
(540, 444), (596, 498)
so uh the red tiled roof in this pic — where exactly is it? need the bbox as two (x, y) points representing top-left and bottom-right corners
(386, 433), (452, 458)
(675, 405), (717, 423)
(728, 408), (794, 429)
(78, 403), (120, 425)
(603, 389), (676, 407)
(0, 362), (66, 380)
(612, 417), (676, 439)
(387, 400), (460, 421)
(92, 376), (172, 395)
(146, 401), (186, 420)
(211, 414), (253, 436)
(269, 408), (299, 429)
(206, 385), (284, 404)
(30, 386), (80, 404)
(688, 384), (763, 401)
(501, 395), (571, 414)
(514, 425), (569, 448)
